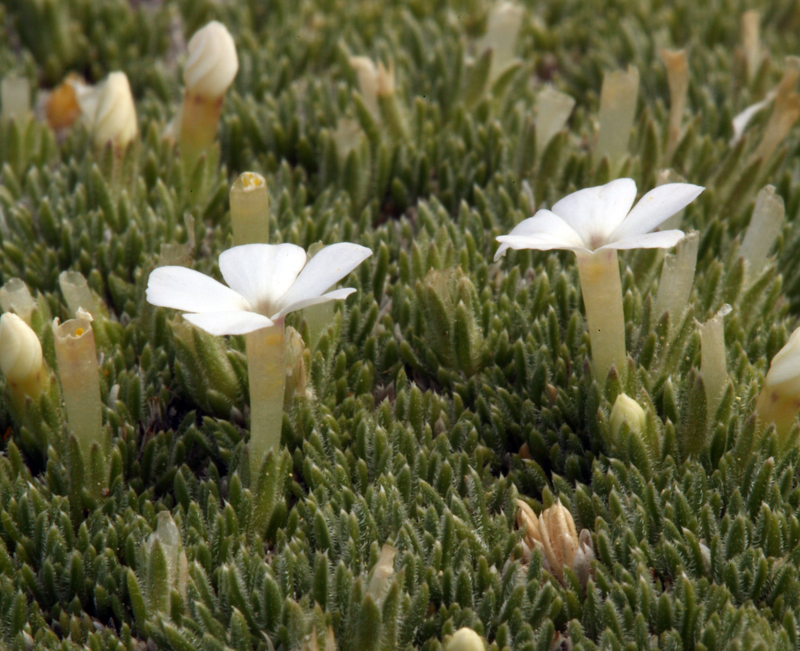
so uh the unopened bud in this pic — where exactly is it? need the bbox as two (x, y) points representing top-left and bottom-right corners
(572, 529), (595, 591)
(284, 325), (310, 404)
(756, 326), (800, 444)
(539, 502), (579, 582)
(184, 21), (239, 98)
(0, 313), (45, 397)
(610, 393), (647, 440)
(350, 57), (379, 116)
(90, 72), (137, 149)
(446, 627), (485, 651)
(515, 499), (543, 553)
(367, 544), (397, 603)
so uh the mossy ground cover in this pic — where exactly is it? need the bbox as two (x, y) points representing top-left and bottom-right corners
(2, 0), (800, 649)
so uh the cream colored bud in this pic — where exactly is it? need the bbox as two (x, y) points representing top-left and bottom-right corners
(539, 502), (579, 582)
(367, 544), (397, 602)
(572, 529), (595, 591)
(610, 393), (647, 439)
(284, 326), (310, 404)
(446, 628), (485, 651)
(0, 313), (43, 384)
(515, 499), (543, 552)
(755, 326), (800, 444)
(91, 72), (137, 149)
(763, 328), (800, 396)
(145, 512), (188, 598)
(184, 21), (239, 98)
(350, 56), (379, 116)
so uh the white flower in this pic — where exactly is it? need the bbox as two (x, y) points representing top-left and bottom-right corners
(184, 21), (239, 98)
(494, 178), (704, 258)
(146, 243), (372, 335)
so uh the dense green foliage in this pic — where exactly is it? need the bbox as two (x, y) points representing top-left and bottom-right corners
(2, 0), (800, 649)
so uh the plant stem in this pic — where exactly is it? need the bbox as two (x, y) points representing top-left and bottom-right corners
(178, 90), (223, 170)
(246, 321), (286, 482)
(576, 249), (627, 384)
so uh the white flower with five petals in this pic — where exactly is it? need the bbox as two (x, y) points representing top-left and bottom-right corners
(146, 243), (372, 335)
(494, 178), (704, 258)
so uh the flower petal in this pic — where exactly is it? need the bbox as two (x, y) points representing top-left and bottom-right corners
(552, 178), (637, 248)
(275, 243), (372, 317)
(610, 183), (704, 241)
(147, 266), (250, 313)
(219, 243), (307, 313)
(600, 229), (685, 250)
(494, 234), (588, 260)
(183, 311), (274, 335)
(731, 92), (776, 144)
(274, 288), (356, 319)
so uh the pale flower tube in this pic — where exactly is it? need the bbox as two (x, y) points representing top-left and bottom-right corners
(52, 309), (104, 469)
(495, 178), (704, 381)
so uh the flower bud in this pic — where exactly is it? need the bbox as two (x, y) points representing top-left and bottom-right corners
(446, 628), (484, 651)
(610, 393), (647, 440)
(91, 72), (137, 149)
(515, 498), (543, 554)
(179, 21), (238, 168)
(143, 512), (188, 600)
(538, 502), (579, 582)
(0, 313), (45, 395)
(184, 21), (239, 99)
(350, 56), (379, 117)
(756, 326), (800, 444)
(284, 325), (310, 405)
(367, 544), (397, 603)
(572, 529), (595, 591)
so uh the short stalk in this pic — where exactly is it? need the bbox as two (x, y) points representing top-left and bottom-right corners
(178, 91), (223, 170)
(230, 172), (270, 246)
(740, 185), (784, 283)
(59, 270), (97, 316)
(246, 320), (286, 481)
(654, 231), (698, 330)
(53, 310), (105, 490)
(698, 304), (732, 419)
(536, 87), (575, 157)
(576, 249), (627, 383)
(594, 66), (640, 170)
